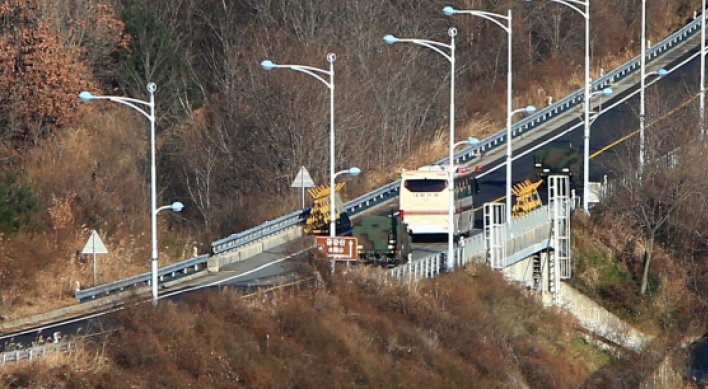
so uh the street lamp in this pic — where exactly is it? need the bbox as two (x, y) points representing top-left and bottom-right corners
(640, 0), (669, 172)
(528, 0), (592, 213)
(443, 7), (536, 225)
(152, 201), (184, 299)
(453, 137), (481, 149)
(582, 88), (613, 198)
(79, 83), (165, 303)
(384, 28), (458, 270)
(261, 54), (337, 236)
(331, 167), (362, 235)
(589, 88), (613, 101)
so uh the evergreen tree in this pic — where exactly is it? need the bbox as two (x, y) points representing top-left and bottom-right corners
(119, 0), (202, 125)
(0, 171), (39, 234)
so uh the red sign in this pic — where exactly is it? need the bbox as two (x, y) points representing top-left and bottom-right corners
(315, 236), (358, 261)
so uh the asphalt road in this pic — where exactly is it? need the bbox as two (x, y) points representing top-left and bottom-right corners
(471, 45), (702, 229)
(0, 33), (704, 357)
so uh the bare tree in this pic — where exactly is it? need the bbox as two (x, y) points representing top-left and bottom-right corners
(599, 89), (707, 295)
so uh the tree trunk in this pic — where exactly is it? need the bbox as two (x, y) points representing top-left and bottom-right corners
(640, 236), (655, 295)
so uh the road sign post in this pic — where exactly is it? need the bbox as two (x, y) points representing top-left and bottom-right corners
(291, 166), (316, 210)
(316, 236), (358, 277)
(315, 236), (358, 261)
(81, 230), (109, 286)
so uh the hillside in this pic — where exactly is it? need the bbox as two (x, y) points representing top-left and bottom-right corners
(0, 0), (698, 321)
(0, 0), (707, 386)
(2, 264), (614, 389)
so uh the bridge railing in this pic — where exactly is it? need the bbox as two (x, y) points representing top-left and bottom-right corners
(387, 206), (551, 281)
(0, 342), (71, 364)
(77, 13), (706, 300)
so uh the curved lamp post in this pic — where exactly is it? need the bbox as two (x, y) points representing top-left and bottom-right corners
(443, 6), (537, 225)
(261, 53), (338, 236)
(639, 66), (667, 172)
(640, 0), (669, 172)
(453, 137), (481, 149)
(331, 167), (362, 235)
(527, 0), (591, 213)
(79, 83), (167, 304)
(384, 28), (459, 270)
(584, 88), (613, 198)
(152, 201), (184, 299)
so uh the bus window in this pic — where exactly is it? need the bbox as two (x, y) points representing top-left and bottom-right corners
(404, 179), (447, 192)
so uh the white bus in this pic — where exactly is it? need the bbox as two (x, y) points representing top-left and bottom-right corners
(399, 164), (479, 237)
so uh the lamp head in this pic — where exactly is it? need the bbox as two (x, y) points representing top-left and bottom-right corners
(348, 167), (362, 177)
(524, 105), (537, 114)
(601, 88), (613, 96)
(383, 35), (400, 45)
(260, 60), (278, 71)
(169, 202), (185, 212)
(464, 137), (480, 145)
(78, 91), (96, 102)
(442, 6), (458, 16)
(656, 69), (669, 77)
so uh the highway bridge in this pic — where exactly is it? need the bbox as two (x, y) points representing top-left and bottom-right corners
(1, 9), (708, 363)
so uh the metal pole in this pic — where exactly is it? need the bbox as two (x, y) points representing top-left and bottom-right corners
(702, 0), (706, 135)
(329, 58), (336, 238)
(505, 10), (514, 226)
(149, 85), (158, 304)
(92, 237), (97, 286)
(640, 0), (646, 172)
(301, 168), (305, 210)
(447, 31), (456, 271)
(582, 2), (591, 215)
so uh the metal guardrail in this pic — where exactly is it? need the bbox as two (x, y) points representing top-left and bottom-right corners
(452, 12), (703, 166)
(210, 12), (706, 256)
(75, 254), (209, 301)
(76, 13), (706, 301)
(211, 210), (306, 255)
(387, 206), (551, 281)
(0, 342), (71, 364)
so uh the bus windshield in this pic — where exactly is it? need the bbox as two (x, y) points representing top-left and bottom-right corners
(403, 179), (447, 193)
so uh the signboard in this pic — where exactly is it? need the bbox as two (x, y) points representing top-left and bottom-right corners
(81, 230), (109, 286)
(315, 236), (358, 261)
(81, 230), (108, 254)
(291, 166), (315, 188)
(291, 166), (316, 210)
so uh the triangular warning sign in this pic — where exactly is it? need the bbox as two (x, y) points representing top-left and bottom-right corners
(81, 230), (109, 254)
(291, 166), (316, 188)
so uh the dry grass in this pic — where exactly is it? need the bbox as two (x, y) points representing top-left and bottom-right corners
(570, 211), (702, 337)
(517, 49), (637, 114)
(0, 108), (198, 320)
(0, 264), (609, 388)
(0, 0), (696, 344)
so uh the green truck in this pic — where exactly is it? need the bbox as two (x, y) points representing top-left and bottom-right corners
(353, 215), (412, 267)
(533, 144), (580, 188)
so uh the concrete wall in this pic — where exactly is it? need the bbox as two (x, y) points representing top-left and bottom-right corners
(208, 226), (303, 272)
(503, 255), (535, 288)
(543, 284), (653, 352)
